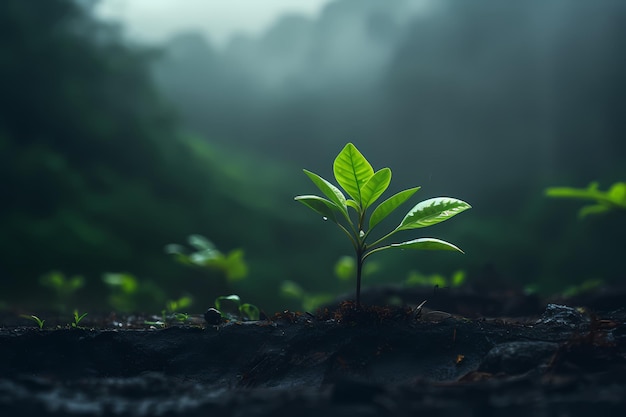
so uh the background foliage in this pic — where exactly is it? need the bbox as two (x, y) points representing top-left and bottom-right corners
(1, 0), (624, 314)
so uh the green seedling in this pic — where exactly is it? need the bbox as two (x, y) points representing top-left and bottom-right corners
(165, 234), (248, 281)
(71, 309), (88, 328)
(21, 314), (45, 329)
(295, 143), (471, 306)
(144, 297), (193, 328)
(103, 272), (167, 313)
(545, 181), (626, 218)
(215, 294), (260, 321)
(39, 271), (84, 309)
(173, 312), (189, 322)
(144, 317), (166, 328)
(280, 280), (334, 312)
(165, 296), (193, 313)
(166, 297), (192, 324)
(405, 269), (466, 288)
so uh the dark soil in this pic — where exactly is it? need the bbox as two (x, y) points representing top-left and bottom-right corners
(1, 287), (625, 417)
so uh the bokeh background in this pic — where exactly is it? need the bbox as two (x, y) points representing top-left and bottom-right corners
(1, 0), (624, 314)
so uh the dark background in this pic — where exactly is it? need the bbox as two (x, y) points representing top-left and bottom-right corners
(1, 0), (624, 314)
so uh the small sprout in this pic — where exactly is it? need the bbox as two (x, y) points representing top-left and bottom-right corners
(39, 271), (84, 309)
(72, 309), (88, 328)
(165, 235), (248, 281)
(295, 143), (471, 306)
(166, 296), (193, 313)
(280, 280), (335, 312)
(21, 314), (45, 329)
(240, 303), (260, 321)
(173, 312), (189, 323)
(405, 270), (466, 288)
(214, 294), (260, 321)
(144, 320), (166, 328)
(215, 294), (242, 319)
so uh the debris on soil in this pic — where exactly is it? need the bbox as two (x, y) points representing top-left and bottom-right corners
(1, 289), (625, 416)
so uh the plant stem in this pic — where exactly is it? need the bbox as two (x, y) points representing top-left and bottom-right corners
(356, 245), (364, 307)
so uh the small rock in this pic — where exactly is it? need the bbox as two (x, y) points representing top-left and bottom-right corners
(479, 341), (559, 374)
(536, 304), (590, 329)
(204, 308), (222, 325)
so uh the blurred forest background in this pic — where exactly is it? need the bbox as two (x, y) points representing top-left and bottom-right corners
(1, 0), (624, 314)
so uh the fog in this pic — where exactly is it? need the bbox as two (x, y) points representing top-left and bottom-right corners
(149, 0), (624, 196)
(149, 0), (625, 297)
(2, 0), (624, 312)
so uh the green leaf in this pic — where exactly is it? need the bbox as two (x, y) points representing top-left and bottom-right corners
(215, 294), (241, 310)
(451, 270), (466, 287)
(397, 197), (471, 231)
(390, 238), (464, 253)
(188, 235), (215, 251)
(369, 187), (420, 230)
(281, 280), (304, 299)
(303, 169), (347, 215)
(333, 143), (374, 204)
(578, 204), (610, 218)
(223, 249), (248, 281)
(608, 182), (626, 206)
(239, 303), (260, 321)
(360, 168), (392, 210)
(346, 199), (360, 211)
(545, 186), (603, 201)
(294, 195), (340, 222)
(189, 248), (221, 265)
(334, 256), (356, 281)
(215, 295), (242, 318)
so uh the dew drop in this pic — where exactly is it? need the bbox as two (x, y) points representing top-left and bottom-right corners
(322, 217), (328, 221)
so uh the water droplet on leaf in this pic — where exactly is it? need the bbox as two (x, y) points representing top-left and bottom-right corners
(322, 217), (328, 221)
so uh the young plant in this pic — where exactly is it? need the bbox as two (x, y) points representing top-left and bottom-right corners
(71, 309), (88, 328)
(173, 312), (189, 323)
(165, 235), (248, 281)
(545, 181), (626, 218)
(214, 294), (260, 321)
(405, 269), (466, 288)
(39, 271), (84, 310)
(21, 314), (45, 329)
(295, 143), (471, 306)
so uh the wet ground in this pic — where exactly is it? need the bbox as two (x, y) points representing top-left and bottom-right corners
(1, 287), (625, 416)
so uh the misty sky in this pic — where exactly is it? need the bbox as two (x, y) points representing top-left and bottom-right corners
(96, 0), (334, 46)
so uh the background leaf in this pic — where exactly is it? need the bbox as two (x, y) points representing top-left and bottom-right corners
(239, 303), (260, 320)
(188, 234), (216, 251)
(578, 204), (611, 218)
(397, 197), (471, 230)
(333, 143), (374, 204)
(369, 187), (420, 230)
(215, 294), (241, 314)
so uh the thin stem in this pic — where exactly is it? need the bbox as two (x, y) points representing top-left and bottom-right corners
(340, 207), (360, 238)
(355, 245), (364, 307)
(367, 229), (398, 249)
(362, 245), (392, 261)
